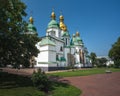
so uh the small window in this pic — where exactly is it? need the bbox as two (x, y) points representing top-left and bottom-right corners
(60, 46), (63, 51)
(56, 55), (58, 59)
(66, 38), (67, 45)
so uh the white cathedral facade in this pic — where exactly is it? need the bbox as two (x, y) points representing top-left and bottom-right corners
(26, 11), (92, 71)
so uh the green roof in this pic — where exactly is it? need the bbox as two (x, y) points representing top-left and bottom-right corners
(71, 36), (84, 46)
(60, 57), (66, 61)
(40, 37), (56, 46)
(27, 23), (37, 33)
(62, 31), (70, 37)
(78, 40), (84, 45)
(76, 36), (81, 41)
(56, 57), (66, 61)
(73, 37), (77, 42)
(48, 20), (59, 28)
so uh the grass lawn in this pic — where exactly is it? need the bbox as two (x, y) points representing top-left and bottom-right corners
(48, 68), (120, 77)
(0, 72), (81, 96)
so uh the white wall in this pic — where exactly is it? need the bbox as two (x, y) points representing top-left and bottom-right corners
(40, 46), (49, 51)
(37, 51), (49, 62)
(46, 28), (61, 38)
(48, 45), (56, 51)
(64, 48), (69, 65)
(65, 36), (70, 46)
(71, 47), (75, 54)
(75, 53), (80, 64)
(55, 40), (64, 55)
(36, 44), (56, 66)
(48, 51), (56, 62)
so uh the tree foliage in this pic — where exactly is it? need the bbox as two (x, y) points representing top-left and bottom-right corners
(90, 52), (97, 67)
(109, 37), (120, 68)
(31, 69), (52, 92)
(0, 0), (40, 68)
(96, 57), (107, 67)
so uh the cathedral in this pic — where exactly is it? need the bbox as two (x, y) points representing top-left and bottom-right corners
(26, 11), (92, 71)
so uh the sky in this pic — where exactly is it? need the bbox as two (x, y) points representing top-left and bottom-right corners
(22, 0), (120, 56)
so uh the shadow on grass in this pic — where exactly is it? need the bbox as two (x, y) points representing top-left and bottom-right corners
(0, 71), (81, 96)
(0, 72), (33, 89)
(0, 72), (70, 89)
(51, 81), (70, 89)
(49, 74), (70, 84)
(48, 75), (71, 91)
(45, 79), (71, 95)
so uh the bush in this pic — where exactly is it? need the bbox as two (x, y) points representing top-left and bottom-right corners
(31, 68), (52, 92)
(114, 59), (120, 68)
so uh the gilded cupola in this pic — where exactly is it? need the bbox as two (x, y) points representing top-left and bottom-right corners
(76, 31), (80, 37)
(51, 11), (56, 20)
(59, 15), (64, 21)
(29, 16), (34, 24)
(26, 16), (37, 35)
(48, 10), (59, 28)
(59, 15), (67, 31)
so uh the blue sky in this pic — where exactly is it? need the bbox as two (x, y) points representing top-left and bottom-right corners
(22, 0), (120, 56)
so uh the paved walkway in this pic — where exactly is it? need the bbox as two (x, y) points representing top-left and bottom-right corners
(61, 72), (120, 96)
(1, 68), (120, 96)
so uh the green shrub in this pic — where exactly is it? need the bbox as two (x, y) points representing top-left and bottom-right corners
(31, 68), (51, 92)
(114, 59), (120, 68)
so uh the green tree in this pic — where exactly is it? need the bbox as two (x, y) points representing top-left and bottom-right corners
(90, 52), (97, 67)
(96, 57), (107, 67)
(0, 0), (39, 68)
(109, 37), (120, 68)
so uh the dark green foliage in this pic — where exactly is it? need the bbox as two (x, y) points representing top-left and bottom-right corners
(0, 0), (40, 68)
(31, 69), (52, 92)
(114, 59), (120, 68)
(0, 72), (81, 96)
(96, 58), (107, 67)
(109, 37), (120, 68)
(90, 52), (97, 67)
(0, 72), (46, 96)
(0, 72), (33, 89)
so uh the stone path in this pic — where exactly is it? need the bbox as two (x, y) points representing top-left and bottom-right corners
(61, 72), (120, 96)
(1, 68), (120, 96)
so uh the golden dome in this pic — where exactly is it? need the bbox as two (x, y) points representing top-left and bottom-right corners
(76, 31), (80, 36)
(59, 15), (64, 21)
(59, 15), (67, 31)
(29, 16), (34, 23)
(60, 22), (67, 31)
(51, 11), (56, 19)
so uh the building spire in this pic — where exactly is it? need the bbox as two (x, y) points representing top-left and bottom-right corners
(59, 11), (64, 22)
(51, 8), (56, 20)
(76, 31), (80, 37)
(29, 16), (34, 24)
(29, 11), (34, 24)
